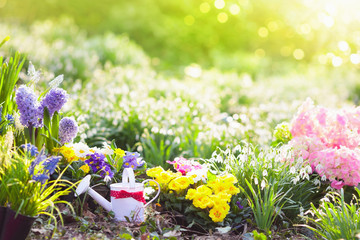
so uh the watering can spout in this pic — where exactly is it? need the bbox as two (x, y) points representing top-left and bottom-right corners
(75, 175), (112, 212)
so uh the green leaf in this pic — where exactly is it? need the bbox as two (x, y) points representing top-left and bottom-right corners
(0, 36), (10, 48)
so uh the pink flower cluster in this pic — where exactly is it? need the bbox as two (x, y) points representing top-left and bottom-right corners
(167, 157), (203, 175)
(289, 98), (360, 189)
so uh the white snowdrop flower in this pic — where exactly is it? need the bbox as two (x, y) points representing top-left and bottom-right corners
(254, 177), (259, 185)
(49, 74), (64, 89)
(316, 164), (324, 172)
(305, 165), (313, 174)
(261, 180), (266, 190)
(321, 175), (327, 181)
(104, 175), (111, 183)
(314, 179), (321, 186)
(215, 155), (223, 163)
(290, 167), (296, 174)
(263, 170), (268, 177)
(292, 176), (300, 184)
(299, 206), (304, 217)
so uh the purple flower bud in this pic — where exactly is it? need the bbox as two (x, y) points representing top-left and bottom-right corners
(15, 85), (42, 127)
(40, 88), (68, 116)
(58, 117), (78, 144)
(236, 201), (244, 210)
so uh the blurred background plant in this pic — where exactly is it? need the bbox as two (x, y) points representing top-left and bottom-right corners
(1, 0), (360, 78)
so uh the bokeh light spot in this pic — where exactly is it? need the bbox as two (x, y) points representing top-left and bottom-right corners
(267, 21), (279, 32)
(214, 0), (225, 9)
(217, 12), (228, 23)
(200, 2), (210, 13)
(332, 56), (343, 67)
(293, 49), (305, 60)
(255, 48), (266, 57)
(258, 27), (269, 38)
(350, 54), (360, 64)
(338, 41), (349, 52)
(184, 15), (195, 26)
(185, 64), (202, 78)
(229, 4), (240, 15)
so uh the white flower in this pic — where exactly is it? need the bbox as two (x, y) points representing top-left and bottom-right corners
(27, 61), (41, 83)
(104, 175), (111, 183)
(290, 166), (296, 174)
(261, 180), (266, 190)
(66, 142), (90, 159)
(262, 169), (268, 177)
(254, 177), (259, 185)
(186, 168), (208, 183)
(321, 174), (327, 181)
(144, 187), (155, 200)
(49, 74), (64, 89)
(101, 142), (114, 156)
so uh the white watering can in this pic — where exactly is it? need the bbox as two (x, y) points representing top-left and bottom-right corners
(75, 168), (160, 222)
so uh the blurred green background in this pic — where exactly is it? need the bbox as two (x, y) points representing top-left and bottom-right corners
(1, 0), (360, 77)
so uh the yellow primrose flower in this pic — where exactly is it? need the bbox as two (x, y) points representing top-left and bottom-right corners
(156, 171), (174, 184)
(209, 181), (230, 194)
(146, 166), (164, 178)
(168, 180), (180, 192)
(169, 176), (194, 192)
(196, 185), (212, 196)
(114, 148), (125, 157)
(226, 184), (240, 195)
(79, 164), (90, 174)
(55, 146), (79, 163)
(210, 194), (230, 205)
(185, 189), (197, 200)
(193, 195), (213, 209)
(219, 174), (238, 184)
(209, 207), (228, 222)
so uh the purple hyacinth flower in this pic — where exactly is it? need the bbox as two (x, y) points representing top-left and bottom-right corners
(15, 85), (42, 127)
(32, 174), (50, 184)
(28, 151), (46, 175)
(58, 117), (78, 144)
(5, 114), (14, 125)
(40, 88), (68, 116)
(20, 143), (39, 157)
(43, 156), (61, 175)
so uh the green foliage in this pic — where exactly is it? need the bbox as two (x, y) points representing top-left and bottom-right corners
(2, 0), (359, 75)
(0, 143), (74, 231)
(302, 188), (360, 240)
(241, 178), (289, 232)
(0, 48), (25, 133)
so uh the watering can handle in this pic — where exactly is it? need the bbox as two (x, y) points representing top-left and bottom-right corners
(122, 168), (136, 188)
(142, 179), (161, 208)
